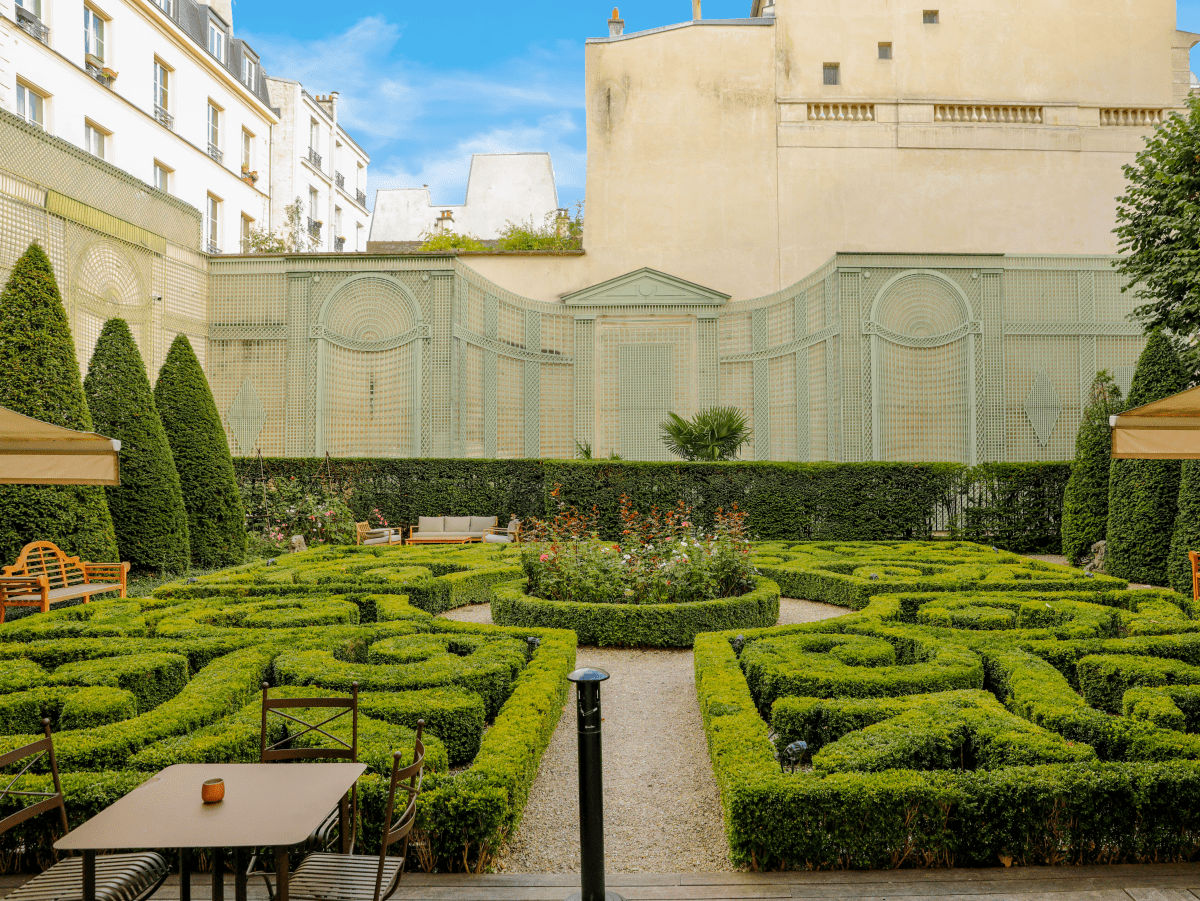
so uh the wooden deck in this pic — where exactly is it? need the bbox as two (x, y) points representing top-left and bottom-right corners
(4, 864), (1200, 901)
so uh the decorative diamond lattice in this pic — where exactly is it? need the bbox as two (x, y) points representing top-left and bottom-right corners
(228, 378), (267, 455)
(1023, 369), (1061, 447)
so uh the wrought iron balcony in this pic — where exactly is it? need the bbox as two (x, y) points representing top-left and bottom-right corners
(335, 171), (345, 189)
(355, 189), (367, 207)
(306, 147), (322, 169)
(307, 217), (322, 238)
(206, 240), (221, 254)
(334, 236), (345, 252)
(207, 143), (223, 164)
(16, 7), (49, 43)
(154, 105), (174, 130)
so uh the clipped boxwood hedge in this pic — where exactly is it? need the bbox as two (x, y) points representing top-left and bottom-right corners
(491, 575), (780, 648)
(0, 542), (573, 874)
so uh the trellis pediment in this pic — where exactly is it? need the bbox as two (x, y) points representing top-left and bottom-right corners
(561, 268), (730, 308)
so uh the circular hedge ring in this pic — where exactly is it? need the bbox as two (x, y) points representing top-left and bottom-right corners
(491, 576), (781, 648)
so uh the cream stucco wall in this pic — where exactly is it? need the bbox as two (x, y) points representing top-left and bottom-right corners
(463, 1), (1200, 304)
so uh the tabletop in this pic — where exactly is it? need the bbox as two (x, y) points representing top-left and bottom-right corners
(55, 763), (367, 851)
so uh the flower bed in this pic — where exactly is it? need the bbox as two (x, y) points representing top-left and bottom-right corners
(696, 546), (1200, 869)
(0, 542), (571, 874)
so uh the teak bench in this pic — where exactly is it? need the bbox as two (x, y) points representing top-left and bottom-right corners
(0, 540), (129, 622)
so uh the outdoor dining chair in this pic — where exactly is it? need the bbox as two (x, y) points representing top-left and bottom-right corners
(2, 720), (170, 901)
(249, 683), (360, 897)
(286, 722), (426, 901)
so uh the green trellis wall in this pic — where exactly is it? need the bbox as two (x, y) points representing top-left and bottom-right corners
(206, 251), (1146, 464)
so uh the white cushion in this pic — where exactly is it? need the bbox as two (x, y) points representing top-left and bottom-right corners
(470, 516), (498, 532)
(445, 516), (472, 532)
(417, 516), (444, 533)
(363, 536), (393, 546)
(507, 519), (521, 534)
(483, 533), (512, 544)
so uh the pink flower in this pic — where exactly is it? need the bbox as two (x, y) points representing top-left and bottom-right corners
(682, 522), (691, 528)
(539, 553), (549, 562)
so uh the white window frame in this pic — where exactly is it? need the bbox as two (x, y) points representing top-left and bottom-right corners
(16, 81), (45, 128)
(153, 160), (172, 192)
(240, 214), (253, 252)
(16, 0), (44, 20)
(206, 194), (221, 252)
(823, 63), (840, 86)
(153, 59), (170, 111)
(207, 102), (221, 150)
(84, 5), (106, 62)
(309, 119), (319, 152)
(83, 120), (107, 158)
(207, 18), (224, 62)
(151, 0), (171, 15)
(241, 128), (252, 170)
(242, 55), (256, 90)
(309, 186), (319, 219)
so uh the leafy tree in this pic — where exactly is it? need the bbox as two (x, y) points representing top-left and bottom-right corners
(496, 203), (584, 253)
(660, 407), (753, 461)
(154, 334), (246, 567)
(0, 243), (117, 563)
(417, 231), (488, 252)
(245, 199), (317, 253)
(1061, 371), (1124, 565)
(1106, 332), (1189, 585)
(1113, 95), (1200, 374)
(84, 319), (190, 573)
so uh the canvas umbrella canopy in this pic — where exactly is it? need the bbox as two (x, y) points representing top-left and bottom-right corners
(0, 405), (121, 484)
(1110, 384), (1200, 459)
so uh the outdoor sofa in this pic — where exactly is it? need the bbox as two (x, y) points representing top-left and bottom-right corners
(408, 516), (521, 544)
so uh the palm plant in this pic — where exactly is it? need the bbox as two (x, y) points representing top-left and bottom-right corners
(660, 406), (752, 461)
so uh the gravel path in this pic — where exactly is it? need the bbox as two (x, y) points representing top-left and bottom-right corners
(438, 597), (845, 873)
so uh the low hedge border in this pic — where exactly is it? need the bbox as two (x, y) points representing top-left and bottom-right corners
(491, 576), (780, 648)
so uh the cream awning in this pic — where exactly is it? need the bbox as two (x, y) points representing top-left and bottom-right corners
(0, 406), (121, 485)
(1110, 384), (1200, 459)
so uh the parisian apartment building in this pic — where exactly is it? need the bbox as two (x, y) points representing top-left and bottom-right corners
(0, 0), (370, 253)
(265, 78), (370, 253)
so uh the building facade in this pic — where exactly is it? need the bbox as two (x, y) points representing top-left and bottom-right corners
(265, 78), (370, 254)
(369, 153), (560, 245)
(0, 0), (276, 255)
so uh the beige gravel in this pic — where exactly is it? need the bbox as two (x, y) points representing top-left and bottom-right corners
(437, 597), (847, 873)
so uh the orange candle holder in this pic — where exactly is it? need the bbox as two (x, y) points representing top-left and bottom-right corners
(201, 778), (225, 804)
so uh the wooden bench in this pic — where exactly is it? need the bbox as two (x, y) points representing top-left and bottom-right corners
(0, 540), (129, 623)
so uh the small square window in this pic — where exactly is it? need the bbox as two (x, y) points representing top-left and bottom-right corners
(823, 63), (840, 86)
(878, 42), (892, 59)
(923, 10), (939, 23)
(153, 161), (172, 192)
(17, 83), (44, 127)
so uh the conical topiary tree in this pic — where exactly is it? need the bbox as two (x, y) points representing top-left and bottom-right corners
(1061, 371), (1124, 565)
(1168, 461), (1200, 596)
(84, 319), (190, 573)
(154, 334), (246, 567)
(1106, 332), (1189, 585)
(0, 243), (117, 563)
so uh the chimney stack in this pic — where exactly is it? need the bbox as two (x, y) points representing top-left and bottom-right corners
(608, 7), (623, 36)
(692, 0), (701, 19)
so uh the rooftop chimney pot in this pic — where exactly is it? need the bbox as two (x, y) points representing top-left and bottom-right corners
(693, 0), (701, 20)
(608, 7), (624, 36)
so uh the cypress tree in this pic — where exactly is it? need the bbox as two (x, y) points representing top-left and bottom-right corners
(1169, 461), (1200, 596)
(1106, 332), (1189, 585)
(84, 319), (190, 573)
(1061, 371), (1123, 565)
(154, 334), (246, 567)
(0, 243), (117, 563)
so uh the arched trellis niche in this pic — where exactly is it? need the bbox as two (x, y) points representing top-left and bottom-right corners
(70, 239), (149, 370)
(866, 269), (979, 464)
(313, 273), (428, 457)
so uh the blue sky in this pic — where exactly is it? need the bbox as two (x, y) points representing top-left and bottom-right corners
(236, 0), (1200, 215)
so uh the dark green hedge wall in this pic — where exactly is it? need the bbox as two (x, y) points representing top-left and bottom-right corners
(236, 458), (1072, 550)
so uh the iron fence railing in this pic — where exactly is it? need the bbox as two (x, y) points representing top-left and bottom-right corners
(355, 189), (367, 206)
(16, 10), (49, 43)
(307, 217), (322, 238)
(334, 237), (345, 251)
(154, 105), (174, 130)
(207, 143), (223, 163)
(335, 171), (345, 189)
(306, 147), (322, 169)
(206, 240), (221, 254)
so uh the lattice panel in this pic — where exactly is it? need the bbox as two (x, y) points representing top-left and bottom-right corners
(460, 342), (485, 457)
(769, 353), (797, 460)
(1004, 270), (1079, 321)
(1097, 336), (1147, 400)
(323, 278), (417, 340)
(211, 339), (286, 455)
(542, 312), (574, 357)
(541, 363), (573, 459)
(498, 301), (525, 349)
(808, 342), (828, 461)
(464, 282), (485, 335)
(719, 311), (752, 356)
(808, 282), (827, 333)
(719, 361), (755, 460)
(321, 342), (414, 457)
(73, 312), (104, 379)
(210, 273), (286, 327)
(1094, 270), (1134, 322)
(496, 356), (524, 458)
(875, 337), (971, 462)
(1004, 337), (1079, 461)
(767, 300), (794, 348)
(620, 345), (674, 461)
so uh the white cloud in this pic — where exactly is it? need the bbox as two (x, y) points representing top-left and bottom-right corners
(238, 17), (587, 204)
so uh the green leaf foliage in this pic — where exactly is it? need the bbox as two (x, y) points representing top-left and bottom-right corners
(1062, 371), (1124, 565)
(84, 319), (190, 574)
(0, 243), (117, 563)
(154, 335), (246, 567)
(1107, 333), (1189, 585)
(659, 406), (753, 461)
(1169, 460), (1200, 596)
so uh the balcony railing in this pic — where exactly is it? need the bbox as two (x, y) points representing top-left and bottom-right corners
(334, 236), (345, 252)
(16, 8), (49, 43)
(307, 217), (322, 238)
(306, 147), (322, 169)
(355, 189), (367, 207)
(154, 105), (174, 130)
(334, 171), (345, 189)
(206, 240), (221, 254)
(207, 143), (223, 164)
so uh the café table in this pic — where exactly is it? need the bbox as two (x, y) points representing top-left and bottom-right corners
(55, 762), (367, 901)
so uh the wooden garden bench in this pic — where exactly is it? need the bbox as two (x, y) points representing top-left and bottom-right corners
(0, 540), (129, 622)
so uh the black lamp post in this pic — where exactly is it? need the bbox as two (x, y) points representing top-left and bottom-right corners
(564, 667), (623, 901)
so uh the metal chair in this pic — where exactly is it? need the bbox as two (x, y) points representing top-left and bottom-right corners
(2, 720), (169, 901)
(249, 683), (360, 898)
(287, 722), (426, 901)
